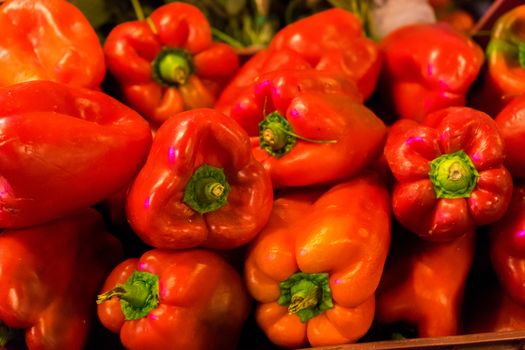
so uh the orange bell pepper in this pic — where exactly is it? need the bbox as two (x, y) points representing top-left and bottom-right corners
(376, 228), (475, 337)
(244, 171), (391, 348)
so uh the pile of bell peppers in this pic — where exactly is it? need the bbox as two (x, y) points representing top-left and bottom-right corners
(2, 0), (525, 349)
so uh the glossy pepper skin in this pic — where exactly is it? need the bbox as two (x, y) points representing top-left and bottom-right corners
(215, 48), (313, 118)
(380, 23), (483, 122)
(126, 108), (273, 249)
(97, 249), (250, 350)
(215, 8), (381, 117)
(230, 68), (385, 188)
(245, 172), (391, 348)
(0, 80), (152, 229)
(0, 0), (105, 89)
(384, 106), (513, 241)
(104, 2), (239, 126)
(471, 5), (525, 117)
(0, 208), (122, 350)
(376, 229), (475, 337)
(269, 8), (382, 100)
(490, 184), (525, 306)
(495, 91), (525, 178)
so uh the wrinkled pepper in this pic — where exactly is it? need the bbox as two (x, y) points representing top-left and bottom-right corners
(245, 172), (391, 348)
(384, 106), (513, 241)
(97, 249), (251, 350)
(380, 23), (484, 122)
(490, 184), (525, 306)
(104, 2), (239, 126)
(471, 5), (525, 117)
(0, 80), (152, 229)
(0, 208), (122, 350)
(225, 68), (386, 188)
(495, 94), (525, 178)
(215, 7), (381, 117)
(376, 228), (475, 338)
(126, 108), (273, 249)
(0, 0), (105, 89)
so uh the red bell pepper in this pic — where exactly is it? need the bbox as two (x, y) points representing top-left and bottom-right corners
(495, 94), (525, 178)
(97, 249), (251, 350)
(104, 2), (239, 126)
(0, 80), (152, 228)
(215, 8), (381, 118)
(0, 207), (122, 350)
(225, 68), (385, 188)
(245, 172), (391, 348)
(215, 48), (313, 119)
(490, 183), (525, 306)
(384, 106), (513, 241)
(471, 5), (525, 117)
(376, 229), (475, 337)
(268, 8), (382, 100)
(0, 0), (105, 89)
(126, 108), (273, 249)
(380, 23), (484, 122)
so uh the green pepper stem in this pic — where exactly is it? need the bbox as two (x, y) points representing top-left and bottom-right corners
(0, 322), (15, 347)
(262, 123), (337, 146)
(152, 49), (194, 86)
(288, 279), (321, 314)
(96, 270), (160, 321)
(428, 150), (479, 199)
(278, 272), (333, 323)
(96, 283), (149, 308)
(259, 112), (337, 158)
(211, 28), (244, 49)
(130, 0), (157, 34)
(183, 164), (231, 214)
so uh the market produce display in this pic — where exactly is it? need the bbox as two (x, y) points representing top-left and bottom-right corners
(1, 0), (525, 349)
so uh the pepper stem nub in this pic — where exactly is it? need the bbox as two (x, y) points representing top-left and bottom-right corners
(152, 48), (194, 86)
(96, 270), (160, 321)
(258, 112), (337, 158)
(428, 150), (479, 199)
(278, 272), (333, 323)
(183, 164), (231, 214)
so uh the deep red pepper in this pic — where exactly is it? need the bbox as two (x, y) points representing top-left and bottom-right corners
(376, 229), (475, 337)
(384, 106), (513, 241)
(0, 80), (152, 228)
(0, 208), (122, 349)
(494, 94), (525, 178)
(97, 249), (250, 350)
(226, 68), (385, 188)
(0, 0), (105, 89)
(104, 2), (239, 126)
(126, 108), (273, 249)
(490, 183), (525, 307)
(380, 23), (484, 122)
